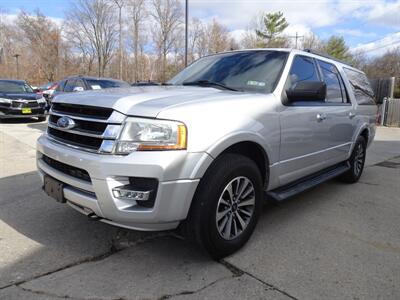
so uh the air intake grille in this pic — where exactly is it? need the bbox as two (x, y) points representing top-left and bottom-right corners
(47, 103), (124, 153)
(42, 155), (91, 182)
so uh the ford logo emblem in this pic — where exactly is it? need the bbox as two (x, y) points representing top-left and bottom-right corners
(56, 116), (76, 130)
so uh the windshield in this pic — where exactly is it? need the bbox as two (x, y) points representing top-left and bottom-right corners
(168, 50), (288, 93)
(86, 79), (130, 90)
(0, 81), (34, 94)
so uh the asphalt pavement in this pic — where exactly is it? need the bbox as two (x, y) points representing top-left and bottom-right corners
(0, 118), (399, 300)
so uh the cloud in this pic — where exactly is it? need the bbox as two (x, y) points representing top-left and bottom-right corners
(335, 29), (377, 38)
(363, 0), (400, 29)
(351, 32), (400, 56)
(0, 12), (63, 26)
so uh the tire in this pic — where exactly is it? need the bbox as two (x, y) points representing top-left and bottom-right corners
(183, 153), (263, 260)
(37, 116), (47, 122)
(339, 135), (367, 183)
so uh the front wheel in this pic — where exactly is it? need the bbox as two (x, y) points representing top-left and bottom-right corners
(339, 135), (367, 183)
(184, 153), (263, 259)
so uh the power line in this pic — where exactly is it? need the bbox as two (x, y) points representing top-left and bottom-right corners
(359, 39), (400, 54)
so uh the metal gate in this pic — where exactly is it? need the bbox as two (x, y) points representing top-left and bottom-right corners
(382, 98), (400, 127)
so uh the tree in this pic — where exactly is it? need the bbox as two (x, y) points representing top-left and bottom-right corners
(150, 0), (183, 82)
(362, 47), (400, 79)
(127, 0), (146, 82)
(17, 10), (61, 82)
(65, 0), (117, 77)
(206, 19), (230, 54)
(324, 35), (352, 62)
(301, 32), (324, 51)
(256, 11), (289, 47)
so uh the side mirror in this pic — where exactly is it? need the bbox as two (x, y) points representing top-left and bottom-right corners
(73, 86), (84, 92)
(286, 81), (326, 102)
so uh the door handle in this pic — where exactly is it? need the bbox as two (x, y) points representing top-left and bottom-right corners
(349, 112), (356, 119)
(316, 113), (327, 122)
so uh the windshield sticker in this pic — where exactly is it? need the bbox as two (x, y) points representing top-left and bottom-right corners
(91, 85), (102, 90)
(247, 80), (266, 87)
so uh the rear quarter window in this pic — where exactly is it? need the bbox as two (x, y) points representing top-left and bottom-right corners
(344, 68), (376, 105)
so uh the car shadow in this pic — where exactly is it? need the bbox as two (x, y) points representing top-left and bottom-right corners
(0, 118), (41, 124)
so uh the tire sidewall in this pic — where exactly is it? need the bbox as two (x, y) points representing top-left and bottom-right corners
(349, 136), (367, 181)
(195, 154), (263, 258)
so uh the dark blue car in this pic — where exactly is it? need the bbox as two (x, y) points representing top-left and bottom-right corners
(0, 79), (47, 121)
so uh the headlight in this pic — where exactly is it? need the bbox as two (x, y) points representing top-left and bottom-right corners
(0, 98), (12, 104)
(115, 117), (187, 154)
(37, 97), (46, 104)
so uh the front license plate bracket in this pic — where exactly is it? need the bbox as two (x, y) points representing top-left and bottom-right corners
(43, 175), (65, 203)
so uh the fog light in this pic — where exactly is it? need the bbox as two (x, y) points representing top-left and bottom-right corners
(112, 186), (151, 201)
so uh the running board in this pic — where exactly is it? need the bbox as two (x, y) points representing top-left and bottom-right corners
(266, 163), (350, 201)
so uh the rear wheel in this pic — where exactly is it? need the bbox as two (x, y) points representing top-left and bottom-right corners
(184, 153), (263, 259)
(339, 135), (367, 183)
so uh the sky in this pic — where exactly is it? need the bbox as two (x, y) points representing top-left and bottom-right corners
(1, 0), (399, 56)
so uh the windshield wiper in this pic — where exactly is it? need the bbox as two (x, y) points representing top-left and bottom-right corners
(182, 80), (239, 91)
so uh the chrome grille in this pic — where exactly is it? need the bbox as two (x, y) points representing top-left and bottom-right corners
(47, 103), (125, 153)
(12, 100), (40, 108)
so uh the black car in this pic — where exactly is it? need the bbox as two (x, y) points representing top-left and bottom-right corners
(0, 79), (47, 121)
(50, 76), (131, 101)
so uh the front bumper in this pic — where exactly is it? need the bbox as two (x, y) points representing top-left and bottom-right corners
(36, 134), (213, 231)
(0, 106), (46, 118)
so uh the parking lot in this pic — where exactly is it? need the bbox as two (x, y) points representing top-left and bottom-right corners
(0, 119), (399, 300)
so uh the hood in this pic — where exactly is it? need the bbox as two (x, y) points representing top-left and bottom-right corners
(0, 93), (40, 100)
(53, 86), (259, 118)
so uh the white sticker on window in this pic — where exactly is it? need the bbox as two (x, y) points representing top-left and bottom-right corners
(91, 85), (102, 90)
(247, 80), (266, 87)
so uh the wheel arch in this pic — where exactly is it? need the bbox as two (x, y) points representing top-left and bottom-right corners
(201, 132), (272, 189)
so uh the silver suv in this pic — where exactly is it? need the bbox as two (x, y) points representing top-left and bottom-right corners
(37, 49), (377, 258)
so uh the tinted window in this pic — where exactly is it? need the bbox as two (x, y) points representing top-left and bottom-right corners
(287, 55), (319, 89)
(0, 81), (33, 93)
(318, 60), (345, 103)
(75, 79), (86, 89)
(64, 80), (77, 92)
(86, 79), (130, 90)
(344, 68), (375, 105)
(169, 51), (289, 93)
(55, 80), (66, 92)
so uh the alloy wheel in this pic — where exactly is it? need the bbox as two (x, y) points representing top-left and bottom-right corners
(216, 176), (256, 240)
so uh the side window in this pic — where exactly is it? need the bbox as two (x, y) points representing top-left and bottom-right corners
(64, 80), (77, 92)
(287, 55), (320, 89)
(56, 80), (66, 92)
(75, 79), (86, 89)
(343, 68), (376, 105)
(318, 60), (345, 103)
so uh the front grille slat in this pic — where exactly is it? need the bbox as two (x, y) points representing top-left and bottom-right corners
(52, 103), (113, 119)
(48, 127), (102, 149)
(42, 155), (91, 182)
(12, 101), (39, 108)
(47, 103), (123, 153)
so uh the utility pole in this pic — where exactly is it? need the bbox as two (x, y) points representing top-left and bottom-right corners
(13, 54), (20, 78)
(113, 0), (124, 80)
(185, 0), (188, 67)
(288, 32), (304, 49)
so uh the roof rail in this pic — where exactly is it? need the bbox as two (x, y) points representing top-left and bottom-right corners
(303, 49), (353, 67)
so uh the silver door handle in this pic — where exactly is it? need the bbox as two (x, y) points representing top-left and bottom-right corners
(349, 112), (356, 119)
(316, 113), (327, 122)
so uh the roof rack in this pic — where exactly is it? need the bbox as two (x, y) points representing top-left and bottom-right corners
(303, 49), (353, 67)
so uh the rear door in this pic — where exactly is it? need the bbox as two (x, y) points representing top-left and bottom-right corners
(316, 60), (355, 161)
